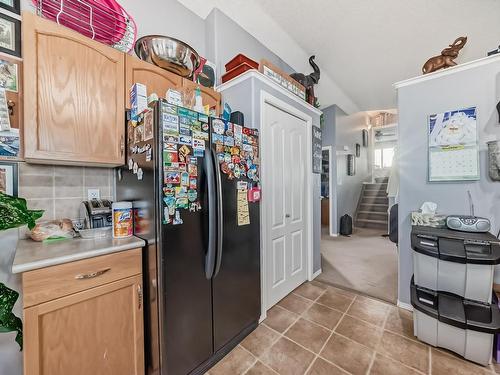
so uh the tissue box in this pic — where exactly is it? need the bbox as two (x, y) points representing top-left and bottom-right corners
(130, 83), (148, 120)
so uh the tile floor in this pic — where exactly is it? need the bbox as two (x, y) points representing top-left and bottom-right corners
(207, 280), (500, 375)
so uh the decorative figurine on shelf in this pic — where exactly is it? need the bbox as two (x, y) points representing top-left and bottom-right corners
(290, 55), (321, 105)
(422, 37), (467, 74)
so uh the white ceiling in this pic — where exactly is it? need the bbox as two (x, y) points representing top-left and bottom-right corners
(253, 0), (500, 110)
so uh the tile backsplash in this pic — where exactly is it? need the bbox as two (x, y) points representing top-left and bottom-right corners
(19, 163), (114, 222)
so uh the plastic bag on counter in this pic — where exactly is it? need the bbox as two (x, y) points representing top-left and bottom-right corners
(29, 219), (75, 242)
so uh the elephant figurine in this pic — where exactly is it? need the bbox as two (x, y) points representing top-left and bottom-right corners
(422, 37), (467, 74)
(290, 56), (321, 105)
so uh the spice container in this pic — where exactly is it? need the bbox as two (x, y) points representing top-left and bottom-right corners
(112, 201), (133, 238)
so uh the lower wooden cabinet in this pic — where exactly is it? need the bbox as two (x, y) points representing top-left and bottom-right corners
(22, 250), (144, 375)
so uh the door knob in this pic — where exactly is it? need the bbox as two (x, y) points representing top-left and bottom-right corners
(285, 214), (291, 218)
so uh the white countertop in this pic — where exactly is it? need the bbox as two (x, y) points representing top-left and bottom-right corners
(12, 236), (146, 274)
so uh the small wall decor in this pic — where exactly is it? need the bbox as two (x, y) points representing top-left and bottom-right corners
(0, 12), (20, 57)
(355, 143), (361, 157)
(0, 0), (20, 15)
(290, 56), (321, 105)
(422, 37), (467, 74)
(0, 160), (17, 195)
(362, 129), (369, 147)
(487, 140), (500, 181)
(428, 106), (479, 182)
(347, 154), (356, 176)
(312, 125), (322, 174)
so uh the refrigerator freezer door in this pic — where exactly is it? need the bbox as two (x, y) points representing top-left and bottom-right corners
(159, 102), (214, 375)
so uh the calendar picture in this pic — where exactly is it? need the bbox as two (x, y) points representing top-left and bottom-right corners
(428, 107), (480, 182)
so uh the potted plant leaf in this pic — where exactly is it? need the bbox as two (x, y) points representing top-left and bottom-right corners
(0, 192), (44, 350)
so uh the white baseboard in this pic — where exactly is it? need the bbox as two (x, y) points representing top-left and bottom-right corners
(397, 300), (413, 312)
(310, 269), (322, 281)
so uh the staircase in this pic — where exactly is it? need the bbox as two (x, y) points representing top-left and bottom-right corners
(355, 177), (389, 230)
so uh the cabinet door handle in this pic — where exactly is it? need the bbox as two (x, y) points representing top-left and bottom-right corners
(74, 268), (111, 280)
(137, 284), (143, 310)
(120, 135), (125, 156)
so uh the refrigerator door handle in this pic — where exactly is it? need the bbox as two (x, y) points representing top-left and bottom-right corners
(204, 147), (217, 279)
(213, 147), (224, 278)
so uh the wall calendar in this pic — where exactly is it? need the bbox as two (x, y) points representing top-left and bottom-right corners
(428, 107), (480, 182)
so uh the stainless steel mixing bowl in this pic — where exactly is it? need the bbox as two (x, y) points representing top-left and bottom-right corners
(135, 35), (200, 78)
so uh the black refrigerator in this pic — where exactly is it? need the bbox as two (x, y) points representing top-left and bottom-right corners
(116, 99), (261, 375)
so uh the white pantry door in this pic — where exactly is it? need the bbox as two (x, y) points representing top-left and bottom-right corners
(263, 102), (308, 308)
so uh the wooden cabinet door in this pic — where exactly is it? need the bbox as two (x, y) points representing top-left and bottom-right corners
(24, 275), (144, 375)
(125, 55), (182, 108)
(182, 79), (221, 115)
(23, 12), (125, 166)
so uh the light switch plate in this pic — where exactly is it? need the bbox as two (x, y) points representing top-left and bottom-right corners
(87, 188), (100, 200)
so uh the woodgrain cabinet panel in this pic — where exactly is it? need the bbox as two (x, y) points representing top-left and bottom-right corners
(24, 275), (144, 375)
(22, 248), (142, 308)
(23, 12), (125, 166)
(125, 54), (183, 108)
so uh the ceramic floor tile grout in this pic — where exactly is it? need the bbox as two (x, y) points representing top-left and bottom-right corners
(303, 293), (358, 375)
(259, 286), (330, 374)
(428, 345), (432, 375)
(365, 304), (391, 374)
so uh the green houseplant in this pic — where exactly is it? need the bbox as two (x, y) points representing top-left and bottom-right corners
(0, 192), (44, 350)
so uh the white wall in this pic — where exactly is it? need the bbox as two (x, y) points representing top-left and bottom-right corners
(397, 57), (500, 305)
(335, 110), (371, 226)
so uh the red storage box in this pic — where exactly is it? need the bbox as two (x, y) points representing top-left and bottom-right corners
(221, 63), (256, 83)
(225, 54), (259, 72)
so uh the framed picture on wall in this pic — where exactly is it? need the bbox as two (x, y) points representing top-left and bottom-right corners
(0, 160), (18, 196)
(0, 0), (20, 15)
(0, 12), (20, 57)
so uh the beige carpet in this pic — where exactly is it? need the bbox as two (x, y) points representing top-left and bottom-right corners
(317, 227), (398, 304)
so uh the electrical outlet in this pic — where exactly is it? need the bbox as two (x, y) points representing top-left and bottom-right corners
(87, 188), (100, 201)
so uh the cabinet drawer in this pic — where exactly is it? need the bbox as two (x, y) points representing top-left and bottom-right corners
(22, 248), (142, 308)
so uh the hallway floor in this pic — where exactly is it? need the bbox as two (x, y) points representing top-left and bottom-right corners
(318, 227), (398, 303)
(207, 280), (499, 375)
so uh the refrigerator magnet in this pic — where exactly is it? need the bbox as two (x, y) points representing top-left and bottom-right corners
(224, 136), (235, 147)
(133, 162), (138, 174)
(193, 149), (204, 157)
(128, 158), (133, 170)
(189, 177), (197, 190)
(192, 139), (205, 150)
(164, 143), (177, 152)
(163, 207), (171, 224)
(213, 134), (224, 145)
(179, 126), (191, 136)
(201, 122), (209, 131)
(192, 130), (209, 141)
(162, 103), (177, 115)
(172, 210), (183, 225)
(165, 172), (180, 184)
(237, 181), (248, 191)
(137, 168), (144, 180)
(187, 189), (197, 202)
(212, 119), (225, 135)
(179, 135), (192, 145)
(175, 186), (187, 198)
(176, 197), (189, 209)
(181, 172), (189, 186)
(178, 163), (187, 172)
(164, 134), (179, 143)
(188, 164), (197, 176)
(163, 151), (179, 164)
(146, 148), (152, 162)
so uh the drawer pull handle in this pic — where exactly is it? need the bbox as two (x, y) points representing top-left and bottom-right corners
(137, 284), (143, 310)
(75, 268), (111, 280)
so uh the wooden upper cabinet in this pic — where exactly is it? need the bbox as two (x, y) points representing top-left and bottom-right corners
(23, 12), (125, 166)
(125, 54), (183, 108)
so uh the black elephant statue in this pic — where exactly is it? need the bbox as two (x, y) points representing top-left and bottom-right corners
(290, 56), (321, 105)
